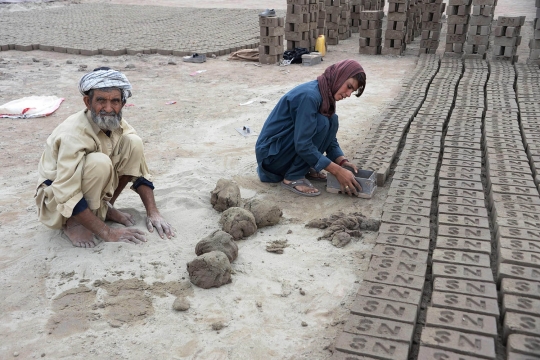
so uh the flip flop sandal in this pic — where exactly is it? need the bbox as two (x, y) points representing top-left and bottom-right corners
(305, 168), (327, 182)
(281, 179), (321, 197)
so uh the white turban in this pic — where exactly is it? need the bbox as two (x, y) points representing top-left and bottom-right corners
(78, 69), (132, 101)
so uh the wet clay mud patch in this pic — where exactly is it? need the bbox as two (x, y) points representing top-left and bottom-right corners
(306, 211), (380, 247)
(47, 285), (97, 336)
(48, 279), (194, 334)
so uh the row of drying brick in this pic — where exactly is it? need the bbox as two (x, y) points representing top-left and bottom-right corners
(331, 56), (468, 359)
(351, 54), (440, 186)
(483, 61), (540, 359)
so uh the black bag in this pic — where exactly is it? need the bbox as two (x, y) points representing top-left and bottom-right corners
(282, 47), (310, 64)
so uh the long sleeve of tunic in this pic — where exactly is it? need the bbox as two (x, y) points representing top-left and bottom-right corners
(256, 80), (344, 173)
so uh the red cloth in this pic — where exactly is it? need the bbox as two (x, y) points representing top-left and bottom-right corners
(317, 59), (364, 117)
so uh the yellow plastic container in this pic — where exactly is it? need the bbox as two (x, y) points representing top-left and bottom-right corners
(315, 35), (326, 56)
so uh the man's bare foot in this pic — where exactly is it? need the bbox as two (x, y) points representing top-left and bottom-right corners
(64, 217), (96, 248)
(282, 178), (320, 195)
(105, 205), (135, 227)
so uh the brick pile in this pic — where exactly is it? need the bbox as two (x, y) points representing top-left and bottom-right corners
(259, 16), (285, 65)
(363, 0), (385, 10)
(492, 16), (525, 63)
(326, 0), (342, 45)
(444, 0), (472, 56)
(317, 0), (327, 37)
(338, 0), (352, 40)
(419, 0), (446, 54)
(350, 0), (363, 33)
(529, 0), (540, 64)
(462, 0), (496, 59)
(359, 10), (384, 55)
(383, 0), (408, 55)
(285, 0), (319, 51)
(485, 61), (540, 360)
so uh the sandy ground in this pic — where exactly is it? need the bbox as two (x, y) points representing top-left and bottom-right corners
(0, 0), (535, 359)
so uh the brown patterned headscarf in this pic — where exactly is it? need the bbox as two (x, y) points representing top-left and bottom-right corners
(317, 59), (365, 117)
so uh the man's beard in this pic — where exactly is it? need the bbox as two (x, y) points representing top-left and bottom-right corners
(90, 108), (122, 131)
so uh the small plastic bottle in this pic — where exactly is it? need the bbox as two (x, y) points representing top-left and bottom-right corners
(315, 35), (326, 57)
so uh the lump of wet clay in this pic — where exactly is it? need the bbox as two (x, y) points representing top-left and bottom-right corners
(195, 230), (238, 262)
(187, 251), (232, 289)
(219, 207), (257, 240)
(172, 297), (190, 311)
(331, 232), (351, 248)
(210, 178), (241, 212)
(244, 199), (282, 228)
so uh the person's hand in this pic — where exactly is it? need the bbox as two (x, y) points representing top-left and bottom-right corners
(335, 167), (362, 196)
(342, 160), (358, 174)
(146, 212), (176, 239)
(104, 227), (147, 244)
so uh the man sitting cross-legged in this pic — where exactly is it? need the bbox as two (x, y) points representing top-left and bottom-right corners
(35, 67), (175, 248)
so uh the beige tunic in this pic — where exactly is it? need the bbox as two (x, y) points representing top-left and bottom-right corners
(35, 109), (151, 229)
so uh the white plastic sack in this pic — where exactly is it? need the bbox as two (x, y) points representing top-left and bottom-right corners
(0, 96), (64, 118)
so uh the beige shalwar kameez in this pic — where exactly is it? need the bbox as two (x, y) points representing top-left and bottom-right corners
(35, 109), (151, 229)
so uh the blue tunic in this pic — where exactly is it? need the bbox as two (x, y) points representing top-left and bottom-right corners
(255, 80), (344, 183)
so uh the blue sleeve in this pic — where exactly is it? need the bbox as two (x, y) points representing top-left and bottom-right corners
(292, 95), (332, 171)
(325, 115), (344, 162)
(71, 198), (88, 216)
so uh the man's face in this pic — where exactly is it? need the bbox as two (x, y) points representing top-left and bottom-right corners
(84, 89), (123, 131)
(334, 78), (360, 102)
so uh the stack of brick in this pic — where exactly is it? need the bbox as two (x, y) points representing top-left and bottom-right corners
(359, 10), (384, 54)
(529, 0), (540, 64)
(419, 0), (446, 54)
(444, 0), (472, 55)
(383, 0), (408, 55)
(326, 0), (341, 45)
(350, 0), (363, 33)
(339, 0), (352, 40)
(317, 0), (327, 37)
(363, 0), (384, 10)
(285, 0), (319, 51)
(404, 0), (418, 44)
(492, 15), (525, 63)
(462, 0), (495, 59)
(259, 16), (285, 64)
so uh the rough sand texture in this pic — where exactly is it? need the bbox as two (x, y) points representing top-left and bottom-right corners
(1, 0), (534, 358)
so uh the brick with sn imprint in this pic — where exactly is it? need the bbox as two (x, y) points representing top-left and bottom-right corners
(357, 281), (423, 306)
(381, 212), (430, 228)
(438, 214), (489, 229)
(439, 179), (483, 191)
(334, 332), (409, 360)
(496, 218), (540, 231)
(432, 263), (494, 282)
(430, 291), (500, 318)
(379, 223), (430, 238)
(506, 334), (540, 358)
(350, 296), (419, 324)
(504, 312), (540, 342)
(385, 196), (432, 208)
(369, 256), (427, 277)
(503, 294), (540, 317)
(384, 204), (431, 218)
(438, 195), (485, 207)
(499, 238), (540, 254)
(390, 180), (435, 191)
(438, 204), (488, 217)
(498, 249), (540, 270)
(343, 314), (415, 343)
(500, 278), (540, 300)
(417, 346), (481, 360)
(498, 263), (540, 283)
(435, 236), (491, 255)
(363, 269), (426, 291)
(371, 244), (429, 264)
(420, 327), (496, 359)
(375, 233), (430, 251)
(433, 277), (498, 298)
(492, 202), (540, 218)
(425, 307), (498, 338)
(497, 226), (540, 242)
(439, 187), (484, 199)
(432, 249), (491, 267)
(438, 225), (491, 241)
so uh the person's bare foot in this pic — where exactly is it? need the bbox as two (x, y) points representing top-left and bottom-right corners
(63, 217), (96, 248)
(105, 204), (135, 227)
(283, 179), (320, 195)
(306, 168), (327, 180)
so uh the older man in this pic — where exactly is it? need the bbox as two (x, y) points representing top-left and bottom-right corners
(35, 67), (175, 248)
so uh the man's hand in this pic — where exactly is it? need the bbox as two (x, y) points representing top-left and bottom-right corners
(335, 167), (362, 196)
(146, 212), (175, 239)
(102, 227), (147, 244)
